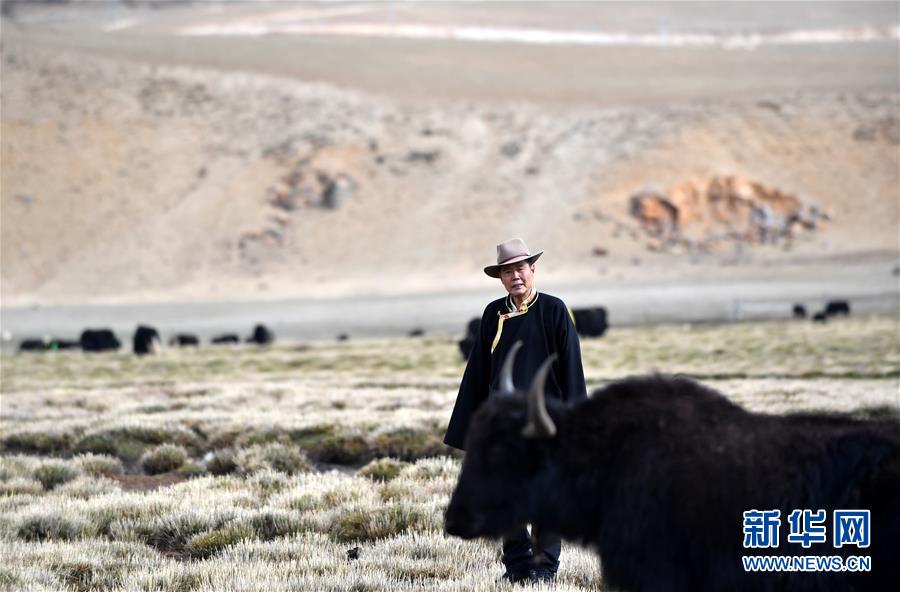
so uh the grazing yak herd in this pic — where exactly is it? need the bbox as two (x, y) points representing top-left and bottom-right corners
(445, 344), (899, 592)
(17, 298), (851, 356)
(16, 324), (275, 354)
(458, 300), (850, 359)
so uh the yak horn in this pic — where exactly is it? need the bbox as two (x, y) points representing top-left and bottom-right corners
(522, 354), (558, 439)
(498, 341), (523, 396)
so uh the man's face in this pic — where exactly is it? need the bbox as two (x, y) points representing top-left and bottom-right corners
(500, 261), (535, 299)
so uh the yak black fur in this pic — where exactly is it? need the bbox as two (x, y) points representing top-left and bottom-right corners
(445, 374), (900, 592)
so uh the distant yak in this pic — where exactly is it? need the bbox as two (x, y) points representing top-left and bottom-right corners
(80, 329), (121, 352)
(211, 333), (240, 345)
(133, 325), (161, 355)
(19, 338), (79, 352)
(18, 338), (49, 352)
(457, 317), (481, 360)
(247, 324), (274, 345)
(445, 345), (900, 592)
(571, 306), (608, 338)
(824, 300), (851, 317)
(169, 333), (200, 347)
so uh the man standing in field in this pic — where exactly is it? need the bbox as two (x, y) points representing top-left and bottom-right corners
(444, 238), (587, 584)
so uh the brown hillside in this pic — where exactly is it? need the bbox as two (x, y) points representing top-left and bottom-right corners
(1, 38), (898, 305)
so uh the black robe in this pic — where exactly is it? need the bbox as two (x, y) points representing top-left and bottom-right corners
(444, 292), (587, 450)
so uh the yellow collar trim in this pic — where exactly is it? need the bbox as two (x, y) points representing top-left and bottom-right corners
(492, 291), (539, 354)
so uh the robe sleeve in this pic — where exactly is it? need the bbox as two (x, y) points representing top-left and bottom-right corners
(443, 305), (495, 450)
(554, 300), (588, 402)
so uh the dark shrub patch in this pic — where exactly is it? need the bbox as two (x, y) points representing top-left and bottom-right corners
(305, 433), (372, 465)
(185, 525), (251, 559)
(205, 449), (239, 475)
(358, 458), (407, 482)
(140, 444), (187, 475)
(33, 461), (79, 490)
(331, 503), (433, 543)
(18, 514), (86, 542)
(2, 431), (74, 454)
(54, 561), (121, 592)
(370, 428), (446, 461)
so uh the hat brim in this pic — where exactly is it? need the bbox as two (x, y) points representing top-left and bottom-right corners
(483, 251), (543, 278)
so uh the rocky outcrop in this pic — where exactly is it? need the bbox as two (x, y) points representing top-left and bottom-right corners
(630, 176), (829, 252)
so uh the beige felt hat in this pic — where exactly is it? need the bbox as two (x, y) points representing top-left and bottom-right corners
(483, 238), (543, 278)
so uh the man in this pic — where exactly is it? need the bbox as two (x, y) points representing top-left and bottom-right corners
(444, 238), (587, 583)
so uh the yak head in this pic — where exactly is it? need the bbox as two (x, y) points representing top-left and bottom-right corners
(445, 342), (565, 540)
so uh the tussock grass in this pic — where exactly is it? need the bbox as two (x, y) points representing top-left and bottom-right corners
(78, 425), (199, 464)
(246, 509), (308, 540)
(1, 430), (75, 455)
(140, 444), (188, 475)
(359, 458), (408, 482)
(235, 443), (312, 475)
(17, 512), (94, 542)
(204, 449), (239, 475)
(185, 524), (253, 559)
(52, 559), (123, 592)
(75, 453), (124, 478)
(32, 461), (80, 490)
(330, 502), (442, 543)
(0, 478), (43, 497)
(370, 427), (447, 461)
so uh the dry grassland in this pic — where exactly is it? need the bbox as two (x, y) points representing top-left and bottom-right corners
(1, 316), (897, 591)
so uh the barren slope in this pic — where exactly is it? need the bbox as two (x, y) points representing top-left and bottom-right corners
(1, 22), (898, 305)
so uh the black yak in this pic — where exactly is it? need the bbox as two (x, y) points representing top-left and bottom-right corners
(247, 324), (274, 345)
(19, 338), (80, 352)
(133, 325), (161, 355)
(169, 333), (200, 347)
(18, 338), (48, 352)
(572, 306), (608, 338)
(211, 333), (240, 345)
(80, 329), (121, 352)
(824, 300), (851, 317)
(445, 347), (900, 592)
(458, 317), (481, 360)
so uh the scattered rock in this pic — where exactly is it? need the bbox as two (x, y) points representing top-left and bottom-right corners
(500, 141), (521, 157)
(853, 125), (878, 142)
(406, 149), (441, 165)
(320, 172), (356, 210)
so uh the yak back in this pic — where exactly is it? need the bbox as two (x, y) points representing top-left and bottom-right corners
(551, 374), (900, 592)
